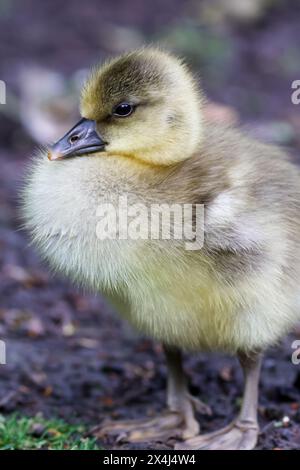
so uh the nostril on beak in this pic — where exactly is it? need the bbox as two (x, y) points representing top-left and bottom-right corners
(47, 118), (105, 161)
(69, 134), (80, 145)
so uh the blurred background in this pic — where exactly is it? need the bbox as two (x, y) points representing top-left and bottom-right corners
(0, 0), (300, 450)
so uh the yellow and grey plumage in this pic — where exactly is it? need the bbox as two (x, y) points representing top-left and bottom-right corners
(22, 47), (300, 449)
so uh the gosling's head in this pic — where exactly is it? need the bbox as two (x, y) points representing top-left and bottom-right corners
(48, 48), (203, 166)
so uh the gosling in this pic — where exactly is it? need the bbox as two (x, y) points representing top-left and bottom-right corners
(22, 48), (300, 450)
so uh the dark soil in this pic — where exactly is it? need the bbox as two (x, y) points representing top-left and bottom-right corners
(0, 0), (300, 450)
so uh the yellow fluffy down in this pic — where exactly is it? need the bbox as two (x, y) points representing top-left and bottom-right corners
(22, 48), (300, 355)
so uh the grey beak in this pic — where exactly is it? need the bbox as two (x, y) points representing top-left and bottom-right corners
(48, 118), (106, 161)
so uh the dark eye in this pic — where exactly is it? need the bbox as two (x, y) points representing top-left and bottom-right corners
(113, 102), (134, 117)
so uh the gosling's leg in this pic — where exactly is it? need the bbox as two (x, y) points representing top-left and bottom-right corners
(164, 346), (211, 439)
(94, 346), (211, 443)
(176, 353), (261, 450)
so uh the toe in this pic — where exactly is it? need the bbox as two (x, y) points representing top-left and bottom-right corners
(188, 395), (212, 416)
(94, 412), (184, 443)
(175, 423), (258, 450)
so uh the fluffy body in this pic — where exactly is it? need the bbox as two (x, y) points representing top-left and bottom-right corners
(23, 122), (300, 354)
